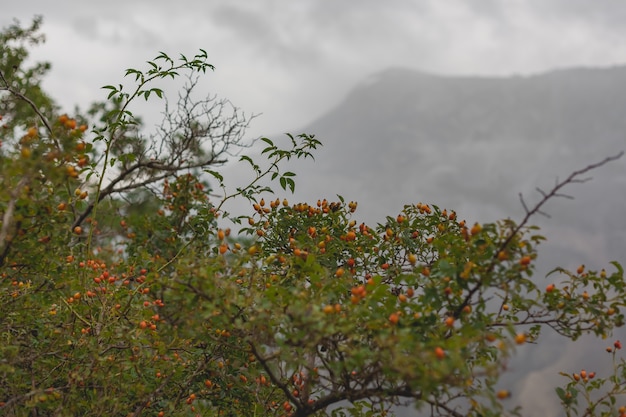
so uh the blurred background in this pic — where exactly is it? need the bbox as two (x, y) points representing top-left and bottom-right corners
(3, 2), (626, 415)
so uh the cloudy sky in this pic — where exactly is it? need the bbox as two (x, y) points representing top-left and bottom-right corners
(4, 1), (626, 137)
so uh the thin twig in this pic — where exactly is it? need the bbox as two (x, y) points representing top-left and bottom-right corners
(455, 151), (624, 318)
(0, 71), (54, 136)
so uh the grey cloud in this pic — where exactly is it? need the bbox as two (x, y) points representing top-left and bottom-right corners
(211, 4), (275, 42)
(210, 3), (324, 65)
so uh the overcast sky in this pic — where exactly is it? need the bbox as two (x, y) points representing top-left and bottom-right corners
(4, 1), (626, 137)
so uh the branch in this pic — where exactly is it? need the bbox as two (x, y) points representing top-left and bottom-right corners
(0, 176), (30, 266)
(0, 70), (54, 136)
(248, 342), (302, 408)
(71, 155), (225, 228)
(455, 151), (624, 318)
(507, 151), (623, 248)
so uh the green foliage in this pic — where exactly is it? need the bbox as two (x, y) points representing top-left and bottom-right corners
(1, 17), (625, 417)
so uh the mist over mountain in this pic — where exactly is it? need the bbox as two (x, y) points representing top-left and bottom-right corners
(288, 65), (626, 261)
(275, 65), (626, 416)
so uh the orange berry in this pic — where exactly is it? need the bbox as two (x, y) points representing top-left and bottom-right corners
(445, 316), (455, 327)
(26, 127), (38, 138)
(73, 226), (82, 235)
(546, 283), (555, 293)
(515, 333), (526, 345)
(496, 390), (510, 399)
(77, 157), (89, 167)
(434, 346), (445, 359)
(389, 312), (400, 325)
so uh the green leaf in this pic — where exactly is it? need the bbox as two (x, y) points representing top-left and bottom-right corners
(555, 387), (566, 401)
(611, 261), (624, 277)
(205, 170), (224, 184)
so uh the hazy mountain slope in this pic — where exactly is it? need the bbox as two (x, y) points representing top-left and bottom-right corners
(290, 65), (626, 254)
(274, 65), (626, 416)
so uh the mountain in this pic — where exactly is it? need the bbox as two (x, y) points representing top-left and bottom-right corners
(288, 65), (626, 259)
(276, 65), (626, 416)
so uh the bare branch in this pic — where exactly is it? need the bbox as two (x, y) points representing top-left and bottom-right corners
(455, 151), (624, 319)
(71, 75), (253, 229)
(504, 151), (623, 247)
(0, 70), (53, 136)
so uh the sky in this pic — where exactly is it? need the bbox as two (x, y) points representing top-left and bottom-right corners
(4, 1), (626, 137)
